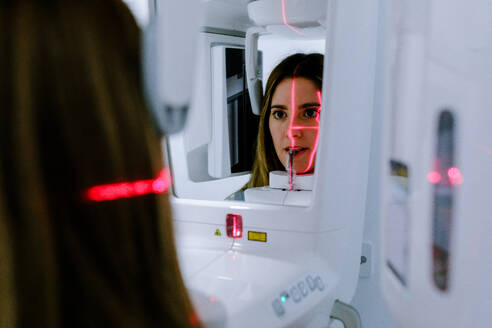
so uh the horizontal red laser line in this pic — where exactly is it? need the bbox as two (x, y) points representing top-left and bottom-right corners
(290, 126), (320, 130)
(85, 169), (171, 202)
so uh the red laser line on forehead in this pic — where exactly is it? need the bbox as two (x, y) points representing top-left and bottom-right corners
(281, 0), (306, 37)
(85, 169), (171, 202)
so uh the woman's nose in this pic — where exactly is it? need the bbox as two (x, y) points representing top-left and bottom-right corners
(287, 114), (306, 138)
(287, 125), (303, 139)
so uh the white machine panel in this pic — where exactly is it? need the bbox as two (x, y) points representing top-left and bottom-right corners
(168, 0), (386, 327)
(381, 0), (492, 327)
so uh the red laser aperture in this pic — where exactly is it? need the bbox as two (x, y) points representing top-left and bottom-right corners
(288, 76), (297, 148)
(427, 168), (463, 185)
(85, 169), (171, 202)
(448, 167), (464, 185)
(427, 171), (442, 184)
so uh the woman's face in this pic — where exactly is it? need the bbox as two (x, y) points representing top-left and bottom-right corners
(268, 77), (321, 174)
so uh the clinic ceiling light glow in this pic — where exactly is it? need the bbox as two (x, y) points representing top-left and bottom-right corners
(316, 90), (321, 122)
(85, 169), (171, 202)
(281, 0), (306, 36)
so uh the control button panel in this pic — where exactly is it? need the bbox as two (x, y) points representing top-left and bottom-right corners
(306, 275), (316, 291)
(315, 276), (325, 291)
(272, 299), (285, 317)
(270, 273), (326, 318)
(298, 281), (308, 296)
(290, 286), (302, 303)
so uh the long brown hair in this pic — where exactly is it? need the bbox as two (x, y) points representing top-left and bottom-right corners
(0, 1), (198, 327)
(244, 53), (324, 190)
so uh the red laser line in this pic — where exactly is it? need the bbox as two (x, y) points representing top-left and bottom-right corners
(299, 89), (321, 174)
(288, 76), (297, 149)
(290, 126), (319, 130)
(281, 0), (306, 36)
(85, 169), (171, 202)
(287, 76), (321, 174)
(316, 90), (322, 122)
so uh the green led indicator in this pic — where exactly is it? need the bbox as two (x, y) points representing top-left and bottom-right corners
(280, 296), (287, 303)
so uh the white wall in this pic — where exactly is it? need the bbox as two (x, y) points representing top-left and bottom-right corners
(350, 0), (397, 326)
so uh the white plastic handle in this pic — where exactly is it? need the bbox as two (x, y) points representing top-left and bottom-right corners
(143, 0), (203, 134)
(245, 26), (266, 115)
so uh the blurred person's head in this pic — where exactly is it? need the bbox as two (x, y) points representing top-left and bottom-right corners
(244, 53), (323, 190)
(0, 1), (199, 327)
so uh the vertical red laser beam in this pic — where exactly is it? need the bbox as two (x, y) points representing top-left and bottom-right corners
(288, 77), (322, 174)
(299, 89), (321, 174)
(288, 76), (297, 150)
(306, 90), (322, 169)
(315, 90), (322, 122)
(281, 0), (306, 36)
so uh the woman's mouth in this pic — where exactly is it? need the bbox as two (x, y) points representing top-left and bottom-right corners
(285, 146), (309, 156)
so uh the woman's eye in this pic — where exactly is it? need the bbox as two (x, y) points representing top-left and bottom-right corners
(303, 108), (320, 119)
(272, 110), (287, 120)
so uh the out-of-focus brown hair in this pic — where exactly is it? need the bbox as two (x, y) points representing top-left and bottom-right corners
(243, 53), (324, 190)
(0, 0), (199, 327)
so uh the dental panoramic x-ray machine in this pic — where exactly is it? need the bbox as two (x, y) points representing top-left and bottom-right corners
(146, 0), (382, 327)
(141, 0), (491, 327)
